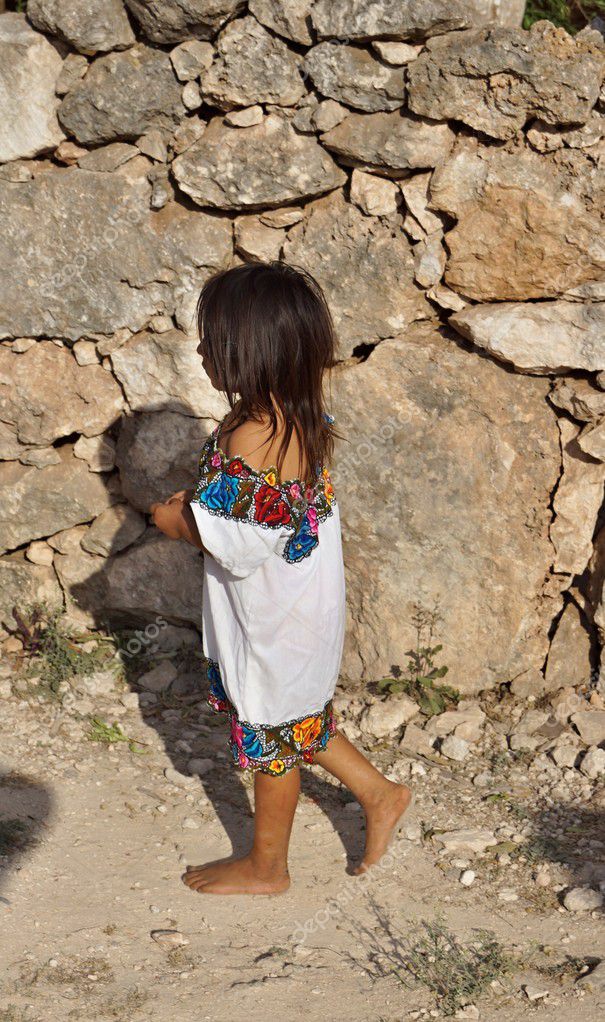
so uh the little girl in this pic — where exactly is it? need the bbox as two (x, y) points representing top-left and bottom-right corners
(150, 262), (411, 895)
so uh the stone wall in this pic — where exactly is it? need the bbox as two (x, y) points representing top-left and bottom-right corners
(0, 0), (603, 695)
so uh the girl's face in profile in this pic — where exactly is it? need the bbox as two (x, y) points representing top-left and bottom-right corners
(197, 337), (221, 391)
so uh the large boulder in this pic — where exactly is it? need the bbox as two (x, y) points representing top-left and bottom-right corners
(27, 0), (135, 54)
(311, 0), (471, 41)
(56, 530), (204, 628)
(430, 141), (603, 301)
(0, 448), (116, 554)
(202, 16), (305, 109)
(0, 14), (65, 163)
(0, 558), (63, 632)
(320, 111), (454, 174)
(0, 170), (232, 340)
(58, 44), (185, 145)
(172, 114), (346, 209)
(110, 329), (228, 420)
(332, 323), (561, 693)
(283, 191), (428, 356)
(124, 0), (244, 43)
(408, 23), (605, 140)
(304, 43), (405, 112)
(0, 342), (124, 446)
(115, 411), (206, 512)
(450, 302), (605, 374)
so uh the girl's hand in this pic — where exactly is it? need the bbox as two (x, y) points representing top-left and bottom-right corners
(149, 494), (205, 552)
(149, 499), (183, 539)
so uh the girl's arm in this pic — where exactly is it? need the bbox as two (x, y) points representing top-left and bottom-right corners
(149, 490), (206, 551)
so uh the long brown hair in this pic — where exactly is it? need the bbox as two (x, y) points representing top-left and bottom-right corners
(196, 261), (337, 484)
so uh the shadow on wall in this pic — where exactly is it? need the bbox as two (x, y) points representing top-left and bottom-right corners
(68, 399), (366, 872)
(0, 771), (55, 895)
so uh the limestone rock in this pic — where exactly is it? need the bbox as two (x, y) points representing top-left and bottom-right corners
(304, 43), (405, 113)
(111, 329), (227, 420)
(115, 411), (205, 512)
(579, 420), (605, 461)
(104, 532), (203, 627)
(56, 53), (89, 95)
(545, 602), (594, 692)
(27, 0), (135, 54)
(550, 419), (605, 576)
(450, 303), (605, 374)
(350, 169), (399, 216)
(572, 710), (605, 746)
(430, 139), (603, 302)
(139, 662), (178, 692)
(26, 540), (55, 567)
(225, 105), (264, 127)
(563, 886), (604, 911)
(59, 45), (185, 146)
(0, 343), (123, 447)
(203, 16), (304, 110)
(234, 216), (285, 262)
(333, 324), (560, 692)
(0, 448), (115, 554)
(510, 668), (549, 700)
(360, 696), (420, 738)
(372, 42), (422, 65)
(172, 114), (346, 210)
(81, 504), (147, 557)
(0, 14), (65, 163)
(73, 434), (117, 473)
(321, 111), (454, 175)
(434, 829), (498, 854)
(440, 735), (470, 761)
(399, 722), (435, 756)
(249, 0), (313, 45)
(169, 40), (214, 81)
(550, 378), (605, 424)
(400, 173), (444, 235)
(408, 23), (605, 141)
(0, 558), (63, 631)
(311, 0), (472, 41)
(78, 142), (138, 172)
(124, 0), (244, 43)
(0, 171), (231, 341)
(426, 708), (485, 737)
(580, 746), (605, 778)
(413, 234), (445, 288)
(283, 191), (427, 356)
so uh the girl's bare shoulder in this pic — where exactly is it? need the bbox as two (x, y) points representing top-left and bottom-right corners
(222, 414), (305, 478)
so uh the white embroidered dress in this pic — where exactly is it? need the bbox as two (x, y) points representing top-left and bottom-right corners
(189, 419), (346, 775)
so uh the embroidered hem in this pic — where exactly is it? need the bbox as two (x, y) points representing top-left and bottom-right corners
(205, 659), (336, 776)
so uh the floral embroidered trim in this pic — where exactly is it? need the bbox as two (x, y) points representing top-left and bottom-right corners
(192, 423), (336, 564)
(205, 658), (336, 775)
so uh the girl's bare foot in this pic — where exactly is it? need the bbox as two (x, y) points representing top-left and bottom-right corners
(354, 781), (412, 875)
(182, 854), (290, 895)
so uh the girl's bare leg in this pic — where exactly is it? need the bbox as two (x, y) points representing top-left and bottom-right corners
(313, 731), (412, 874)
(183, 766), (300, 895)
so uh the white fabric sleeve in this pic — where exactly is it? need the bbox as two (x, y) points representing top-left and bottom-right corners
(189, 500), (287, 580)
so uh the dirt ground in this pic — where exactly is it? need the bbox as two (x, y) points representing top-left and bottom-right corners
(1, 664), (604, 1022)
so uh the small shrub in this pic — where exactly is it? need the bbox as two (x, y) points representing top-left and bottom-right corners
(12, 604), (114, 695)
(389, 919), (515, 1015)
(85, 717), (146, 754)
(377, 604), (458, 715)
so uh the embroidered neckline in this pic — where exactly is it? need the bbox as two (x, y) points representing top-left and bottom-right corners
(193, 424), (336, 563)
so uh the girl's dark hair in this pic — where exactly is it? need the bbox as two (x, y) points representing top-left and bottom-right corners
(197, 261), (337, 484)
